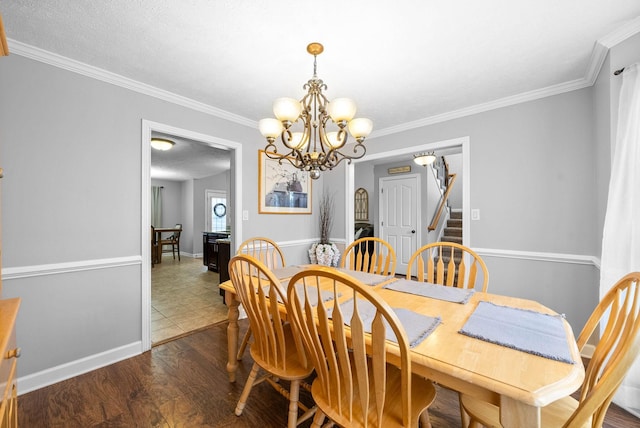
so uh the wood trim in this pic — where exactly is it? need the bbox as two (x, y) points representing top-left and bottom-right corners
(0, 14), (8, 56)
(2, 256), (141, 280)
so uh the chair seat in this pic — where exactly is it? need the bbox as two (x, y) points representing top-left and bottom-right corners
(312, 362), (436, 427)
(460, 393), (589, 428)
(249, 323), (314, 381)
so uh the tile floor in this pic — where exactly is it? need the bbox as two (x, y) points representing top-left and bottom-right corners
(151, 254), (229, 345)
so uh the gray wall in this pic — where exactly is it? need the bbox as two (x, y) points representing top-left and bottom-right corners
(193, 171), (230, 255)
(0, 54), (318, 388)
(151, 179), (183, 229)
(362, 88), (598, 333)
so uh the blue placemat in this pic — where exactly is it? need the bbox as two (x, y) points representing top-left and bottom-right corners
(383, 279), (475, 304)
(335, 268), (393, 286)
(264, 283), (338, 307)
(331, 298), (441, 348)
(269, 265), (304, 280)
(459, 301), (574, 364)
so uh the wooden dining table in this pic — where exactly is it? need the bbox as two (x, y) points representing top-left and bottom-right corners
(219, 266), (584, 428)
(152, 227), (181, 264)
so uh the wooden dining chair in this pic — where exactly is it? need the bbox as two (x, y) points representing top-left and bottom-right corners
(228, 254), (316, 428)
(235, 236), (287, 359)
(237, 236), (286, 269)
(341, 237), (397, 276)
(150, 226), (158, 267)
(460, 271), (640, 428)
(159, 224), (182, 261)
(407, 242), (489, 292)
(286, 267), (437, 427)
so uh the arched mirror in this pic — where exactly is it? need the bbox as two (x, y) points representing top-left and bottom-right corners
(355, 187), (369, 222)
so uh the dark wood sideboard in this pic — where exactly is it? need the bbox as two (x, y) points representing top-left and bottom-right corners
(203, 232), (231, 300)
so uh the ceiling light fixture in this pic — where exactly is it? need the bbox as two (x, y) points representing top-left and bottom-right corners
(151, 138), (175, 151)
(259, 42), (373, 180)
(413, 152), (437, 166)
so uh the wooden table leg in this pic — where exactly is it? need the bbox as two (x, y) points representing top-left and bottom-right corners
(500, 395), (541, 428)
(225, 290), (240, 382)
(155, 231), (162, 263)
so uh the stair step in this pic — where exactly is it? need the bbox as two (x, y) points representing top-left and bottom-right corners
(444, 227), (462, 237)
(441, 236), (463, 244)
(447, 219), (462, 228)
(450, 210), (462, 220)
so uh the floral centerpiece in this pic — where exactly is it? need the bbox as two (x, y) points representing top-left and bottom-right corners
(309, 192), (340, 266)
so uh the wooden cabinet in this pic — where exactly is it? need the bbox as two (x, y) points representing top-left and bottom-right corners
(203, 234), (231, 302)
(203, 232), (229, 272)
(0, 298), (20, 428)
(217, 241), (231, 284)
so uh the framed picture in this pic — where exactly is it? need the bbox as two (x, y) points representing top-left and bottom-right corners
(259, 150), (312, 214)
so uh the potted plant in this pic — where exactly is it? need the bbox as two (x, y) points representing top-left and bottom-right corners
(309, 192), (340, 266)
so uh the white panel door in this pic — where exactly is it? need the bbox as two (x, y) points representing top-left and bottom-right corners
(379, 174), (420, 275)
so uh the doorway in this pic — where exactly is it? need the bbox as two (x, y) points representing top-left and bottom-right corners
(141, 119), (243, 351)
(345, 136), (470, 255)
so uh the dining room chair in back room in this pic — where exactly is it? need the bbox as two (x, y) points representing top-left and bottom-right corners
(150, 226), (158, 267)
(341, 237), (397, 276)
(235, 236), (286, 359)
(460, 271), (640, 428)
(286, 267), (437, 427)
(159, 223), (182, 261)
(228, 254), (316, 428)
(407, 242), (489, 292)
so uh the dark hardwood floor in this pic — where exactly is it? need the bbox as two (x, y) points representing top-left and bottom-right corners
(18, 319), (640, 427)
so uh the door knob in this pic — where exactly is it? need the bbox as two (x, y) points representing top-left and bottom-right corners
(411, 230), (416, 234)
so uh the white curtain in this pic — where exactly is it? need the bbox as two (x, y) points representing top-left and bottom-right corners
(600, 62), (640, 416)
(151, 186), (163, 227)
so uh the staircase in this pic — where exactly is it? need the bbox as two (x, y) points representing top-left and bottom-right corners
(442, 210), (462, 244)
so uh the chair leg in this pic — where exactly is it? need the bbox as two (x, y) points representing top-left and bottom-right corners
(237, 328), (252, 360)
(176, 243), (180, 261)
(419, 409), (432, 428)
(235, 363), (260, 416)
(459, 392), (470, 427)
(287, 380), (301, 428)
(311, 411), (326, 427)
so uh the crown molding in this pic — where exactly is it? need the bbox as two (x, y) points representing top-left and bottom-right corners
(371, 77), (591, 138)
(9, 14), (640, 141)
(599, 16), (640, 48)
(7, 39), (257, 128)
(370, 17), (640, 139)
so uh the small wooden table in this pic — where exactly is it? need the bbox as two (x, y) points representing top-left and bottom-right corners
(152, 227), (181, 264)
(219, 272), (584, 428)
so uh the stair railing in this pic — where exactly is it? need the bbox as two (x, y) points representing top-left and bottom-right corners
(428, 172), (457, 231)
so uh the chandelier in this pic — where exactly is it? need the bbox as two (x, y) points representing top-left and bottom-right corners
(258, 42), (373, 179)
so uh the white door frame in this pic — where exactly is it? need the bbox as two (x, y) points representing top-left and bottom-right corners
(344, 136), (470, 247)
(141, 119), (243, 351)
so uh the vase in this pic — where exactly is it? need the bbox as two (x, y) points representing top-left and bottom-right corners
(309, 242), (340, 267)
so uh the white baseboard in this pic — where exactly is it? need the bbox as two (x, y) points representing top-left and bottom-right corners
(16, 341), (142, 395)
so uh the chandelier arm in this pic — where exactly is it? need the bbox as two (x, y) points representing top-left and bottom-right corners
(263, 141), (300, 164)
(265, 149), (306, 171)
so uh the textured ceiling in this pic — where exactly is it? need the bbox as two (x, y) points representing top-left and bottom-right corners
(3, 1), (640, 180)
